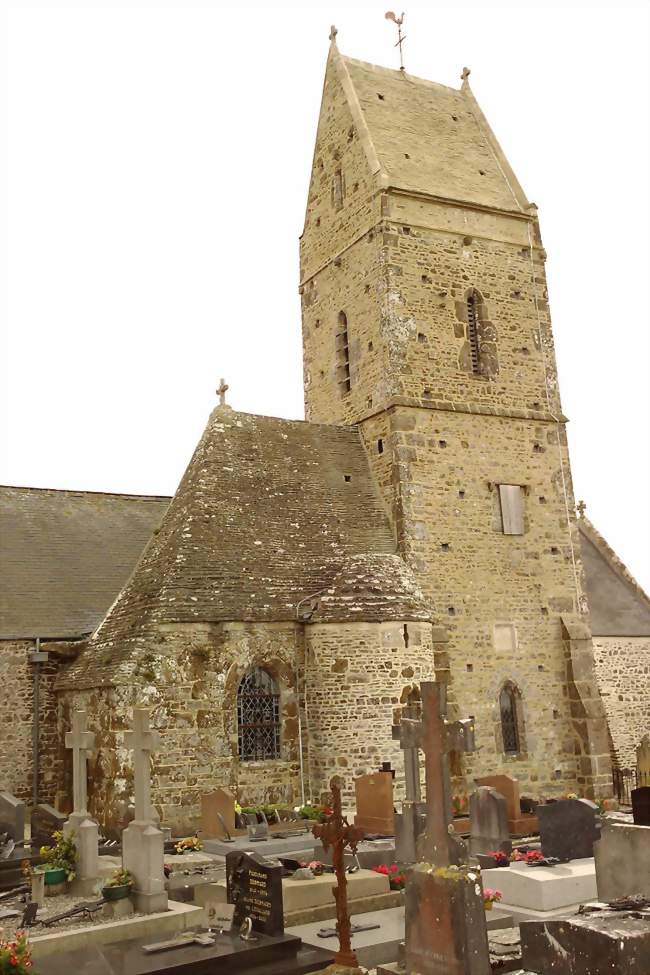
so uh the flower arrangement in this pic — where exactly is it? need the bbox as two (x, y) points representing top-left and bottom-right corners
(39, 830), (77, 881)
(174, 836), (203, 855)
(372, 864), (406, 891)
(298, 860), (325, 876)
(483, 887), (502, 910)
(104, 867), (134, 889)
(487, 850), (510, 867)
(452, 794), (469, 817)
(0, 930), (33, 974)
(512, 849), (544, 864)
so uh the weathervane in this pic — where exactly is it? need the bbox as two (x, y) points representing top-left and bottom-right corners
(385, 11), (406, 72)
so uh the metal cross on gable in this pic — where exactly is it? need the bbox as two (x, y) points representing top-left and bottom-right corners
(395, 681), (476, 866)
(125, 708), (161, 824)
(65, 710), (95, 816)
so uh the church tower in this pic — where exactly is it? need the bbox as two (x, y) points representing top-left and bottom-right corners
(300, 36), (611, 797)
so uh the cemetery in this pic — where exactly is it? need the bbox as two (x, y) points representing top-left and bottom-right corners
(2, 12), (650, 975)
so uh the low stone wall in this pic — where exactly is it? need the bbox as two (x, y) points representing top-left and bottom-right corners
(593, 636), (650, 768)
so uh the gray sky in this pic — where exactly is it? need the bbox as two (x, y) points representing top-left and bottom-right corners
(1, 1), (649, 591)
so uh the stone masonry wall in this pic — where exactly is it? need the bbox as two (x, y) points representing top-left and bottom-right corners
(0, 639), (60, 805)
(304, 620), (436, 804)
(593, 637), (650, 768)
(56, 621), (302, 834)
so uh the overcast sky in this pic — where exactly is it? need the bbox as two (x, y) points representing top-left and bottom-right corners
(1, 0), (649, 591)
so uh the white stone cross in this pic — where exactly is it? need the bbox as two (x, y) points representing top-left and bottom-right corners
(65, 711), (95, 815)
(125, 709), (161, 823)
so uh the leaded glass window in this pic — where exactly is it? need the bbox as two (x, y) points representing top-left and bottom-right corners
(500, 685), (520, 754)
(237, 668), (281, 762)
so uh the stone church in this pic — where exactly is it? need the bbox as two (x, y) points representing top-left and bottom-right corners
(2, 38), (649, 833)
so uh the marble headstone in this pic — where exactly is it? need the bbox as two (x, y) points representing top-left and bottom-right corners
(631, 786), (650, 827)
(469, 787), (511, 856)
(0, 793), (25, 843)
(538, 798), (600, 861)
(226, 850), (283, 935)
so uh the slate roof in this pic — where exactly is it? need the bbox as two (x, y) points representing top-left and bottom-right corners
(308, 553), (431, 623)
(579, 518), (650, 637)
(0, 486), (169, 639)
(340, 53), (529, 212)
(58, 408), (411, 689)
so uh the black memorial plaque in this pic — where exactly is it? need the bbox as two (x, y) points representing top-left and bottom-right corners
(226, 850), (283, 936)
(631, 786), (650, 827)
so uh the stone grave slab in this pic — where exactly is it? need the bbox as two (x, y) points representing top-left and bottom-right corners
(520, 911), (650, 975)
(313, 837), (396, 869)
(0, 793), (25, 842)
(538, 798), (599, 860)
(594, 821), (650, 900)
(32, 927), (334, 974)
(631, 785), (650, 826)
(226, 850), (283, 935)
(475, 774), (539, 835)
(469, 786), (511, 857)
(203, 833), (315, 857)
(201, 789), (236, 840)
(481, 857), (597, 912)
(354, 771), (395, 835)
(30, 804), (67, 847)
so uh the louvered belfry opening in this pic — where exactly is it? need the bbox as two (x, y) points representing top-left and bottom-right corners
(466, 291), (481, 375)
(500, 685), (520, 754)
(335, 311), (351, 394)
(237, 668), (281, 762)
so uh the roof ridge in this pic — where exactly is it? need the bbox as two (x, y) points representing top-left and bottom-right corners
(341, 53), (460, 96)
(579, 517), (650, 611)
(0, 484), (172, 502)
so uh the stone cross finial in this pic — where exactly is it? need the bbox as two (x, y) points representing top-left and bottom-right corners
(217, 377), (229, 407)
(65, 711), (95, 815)
(329, 24), (338, 42)
(125, 709), (161, 823)
(396, 681), (476, 866)
(461, 66), (471, 82)
(577, 500), (587, 518)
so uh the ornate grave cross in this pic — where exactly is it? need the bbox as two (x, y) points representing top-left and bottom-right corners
(312, 779), (365, 970)
(397, 681), (476, 866)
(125, 709), (161, 823)
(65, 711), (95, 815)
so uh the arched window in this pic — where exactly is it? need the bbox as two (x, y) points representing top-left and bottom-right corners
(335, 311), (351, 394)
(466, 291), (481, 375)
(237, 668), (281, 762)
(499, 684), (520, 754)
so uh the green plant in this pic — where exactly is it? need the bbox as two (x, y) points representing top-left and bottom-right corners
(296, 803), (330, 823)
(0, 930), (34, 974)
(104, 867), (133, 888)
(39, 830), (77, 881)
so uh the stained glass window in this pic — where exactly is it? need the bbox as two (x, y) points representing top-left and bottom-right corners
(500, 685), (520, 754)
(237, 668), (281, 762)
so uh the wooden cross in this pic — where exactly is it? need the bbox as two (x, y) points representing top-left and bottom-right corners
(312, 779), (364, 970)
(217, 377), (229, 407)
(125, 709), (161, 823)
(397, 681), (476, 866)
(65, 711), (95, 815)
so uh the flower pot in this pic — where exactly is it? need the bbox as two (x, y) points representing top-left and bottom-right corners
(484, 900), (494, 911)
(102, 883), (133, 901)
(44, 867), (66, 885)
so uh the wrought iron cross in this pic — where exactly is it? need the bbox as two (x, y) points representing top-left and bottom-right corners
(397, 681), (476, 866)
(385, 12), (406, 71)
(217, 378), (229, 407)
(312, 779), (364, 969)
(125, 709), (161, 823)
(65, 711), (95, 815)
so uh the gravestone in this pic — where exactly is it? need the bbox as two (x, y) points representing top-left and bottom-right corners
(469, 786), (511, 857)
(121, 708), (167, 914)
(595, 820), (650, 900)
(63, 710), (100, 894)
(0, 793), (25, 843)
(631, 786), (650, 826)
(225, 849), (283, 935)
(201, 788), (236, 839)
(354, 771), (394, 835)
(475, 773), (538, 835)
(538, 798), (600, 860)
(247, 821), (269, 842)
(30, 804), (66, 847)
(636, 735), (650, 784)
(520, 911), (650, 975)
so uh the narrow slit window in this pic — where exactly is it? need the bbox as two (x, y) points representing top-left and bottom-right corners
(467, 291), (481, 375)
(498, 484), (524, 535)
(500, 686), (520, 754)
(335, 311), (351, 395)
(332, 169), (344, 210)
